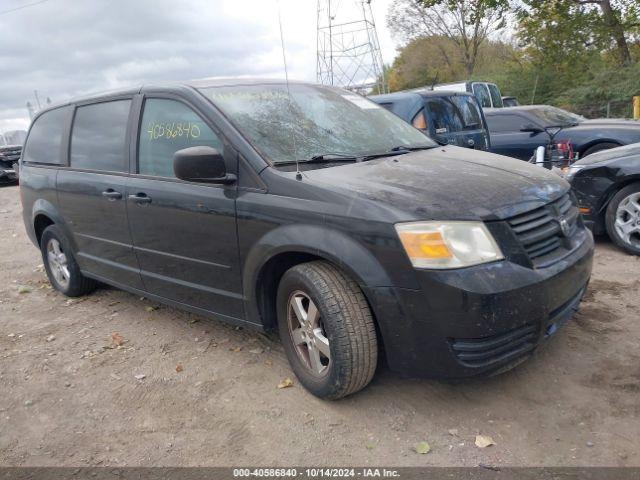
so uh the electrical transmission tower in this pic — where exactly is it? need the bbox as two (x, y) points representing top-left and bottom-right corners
(316, 0), (388, 95)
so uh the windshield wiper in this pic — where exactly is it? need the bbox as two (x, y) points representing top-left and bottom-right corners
(274, 153), (358, 166)
(360, 144), (437, 161)
(308, 153), (359, 162)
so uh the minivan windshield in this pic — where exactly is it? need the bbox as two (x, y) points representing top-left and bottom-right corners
(200, 84), (436, 164)
(528, 106), (585, 127)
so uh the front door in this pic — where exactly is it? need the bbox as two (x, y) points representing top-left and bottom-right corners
(57, 99), (144, 289)
(126, 97), (243, 320)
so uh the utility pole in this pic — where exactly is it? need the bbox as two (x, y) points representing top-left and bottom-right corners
(317, 0), (388, 95)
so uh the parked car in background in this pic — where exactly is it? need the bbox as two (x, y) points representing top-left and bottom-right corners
(566, 143), (640, 255)
(20, 79), (593, 399)
(433, 81), (504, 108)
(484, 105), (640, 161)
(502, 96), (520, 107)
(0, 131), (25, 183)
(370, 89), (490, 151)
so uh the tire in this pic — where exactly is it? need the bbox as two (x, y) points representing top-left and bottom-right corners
(605, 182), (640, 256)
(277, 261), (378, 400)
(582, 142), (620, 157)
(41, 225), (97, 297)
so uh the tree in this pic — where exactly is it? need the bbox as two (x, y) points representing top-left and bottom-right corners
(387, 0), (510, 76)
(518, 0), (639, 67)
(572, 0), (636, 65)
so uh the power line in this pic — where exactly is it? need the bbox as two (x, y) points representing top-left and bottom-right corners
(0, 0), (53, 16)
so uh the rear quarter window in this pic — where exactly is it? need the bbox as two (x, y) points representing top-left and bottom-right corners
(22, 107), (71, 164)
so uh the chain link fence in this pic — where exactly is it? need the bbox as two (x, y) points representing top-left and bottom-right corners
(573, 99), (635, 119)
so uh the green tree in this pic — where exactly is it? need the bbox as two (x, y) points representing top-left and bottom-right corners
(387, 0), (510, 76)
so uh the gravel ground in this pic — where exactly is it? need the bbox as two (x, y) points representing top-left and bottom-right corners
(0, 183), (639, 467)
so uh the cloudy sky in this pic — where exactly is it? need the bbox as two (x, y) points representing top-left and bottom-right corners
(0, 0), (399, 133)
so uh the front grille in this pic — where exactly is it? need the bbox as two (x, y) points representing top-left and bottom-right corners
(450, 324), (537, 368)
(507, 193), (579, 266)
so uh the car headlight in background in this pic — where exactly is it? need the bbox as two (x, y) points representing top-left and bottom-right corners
(395, 221), (504, 269)
(564, 165), (586, 181)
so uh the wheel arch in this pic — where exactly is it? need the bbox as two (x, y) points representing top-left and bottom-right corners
(599, 176), (640, 214)
(242, 224), (393, 330)
(579, 140), (622, 157)
(30, 199), (76, 250)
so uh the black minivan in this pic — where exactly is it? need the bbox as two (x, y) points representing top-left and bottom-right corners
(20, 79), (594, 399)
(370, 90), (490, 151)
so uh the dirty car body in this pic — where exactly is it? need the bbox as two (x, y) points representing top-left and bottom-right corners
(19, 80), (593, 394)
(485, 105), (640, 161)
(567, 143), (640, 234)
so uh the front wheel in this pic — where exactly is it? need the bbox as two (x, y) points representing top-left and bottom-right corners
(605, 183), (640, 255)
(277, 261), (378, 400)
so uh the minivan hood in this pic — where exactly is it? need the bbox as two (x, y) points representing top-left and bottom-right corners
(304, 146), (568, 221)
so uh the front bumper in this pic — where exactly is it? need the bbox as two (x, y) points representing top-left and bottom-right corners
(367, 230), (594, 378)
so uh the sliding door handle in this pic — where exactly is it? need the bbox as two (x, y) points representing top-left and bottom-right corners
(102, 189), (122, 200)
(128, 193), (152, 204)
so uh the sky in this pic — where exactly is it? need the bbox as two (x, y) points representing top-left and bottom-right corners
(0, 0), (399, 133)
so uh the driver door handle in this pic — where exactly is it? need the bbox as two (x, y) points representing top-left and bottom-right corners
(128, 193), (152, 204)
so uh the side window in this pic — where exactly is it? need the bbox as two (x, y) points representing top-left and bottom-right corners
(23, 107), (70, 164)
(138, 99), (223, 178)
(472, 83), (491, 108)
(70, 100), (131, 172)
(426, 99), (463, 133)
(487, 84), (503, 108)
(411, 109), (428, 130)
(485, 114), (529, 133)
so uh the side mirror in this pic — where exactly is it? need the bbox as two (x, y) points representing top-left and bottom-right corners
(173, 146), (236, 184)
(520, 124), (544, 134)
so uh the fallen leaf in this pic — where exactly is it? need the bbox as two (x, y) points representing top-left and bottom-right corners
(277, 377), (294, 389)
(366, 442), (376, 450)
(145, 306), (159, 312)
(18, 286), (31, 294)
(111, 332), (125, 347)
(475, 435), (495, 448)
(415, 441), (431, 454)
(229, 346), (242, 352)
(175, 364), (184, 373)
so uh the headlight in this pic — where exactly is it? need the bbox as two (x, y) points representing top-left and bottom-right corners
(395, 221), (504, 269)
(564, 165), (585, 181)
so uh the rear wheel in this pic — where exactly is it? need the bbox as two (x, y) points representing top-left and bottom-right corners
(605, 183), (640, 255)
(277, 261), (378, 399)
(41, 225), (97, 297)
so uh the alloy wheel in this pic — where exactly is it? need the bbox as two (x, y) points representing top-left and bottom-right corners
(46, 238), (71, 289)
(614, 192), (640, 249)
(286, 291), (331, 377)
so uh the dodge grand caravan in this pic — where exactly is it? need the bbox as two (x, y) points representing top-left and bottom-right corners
(20, 79), (594, 399)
